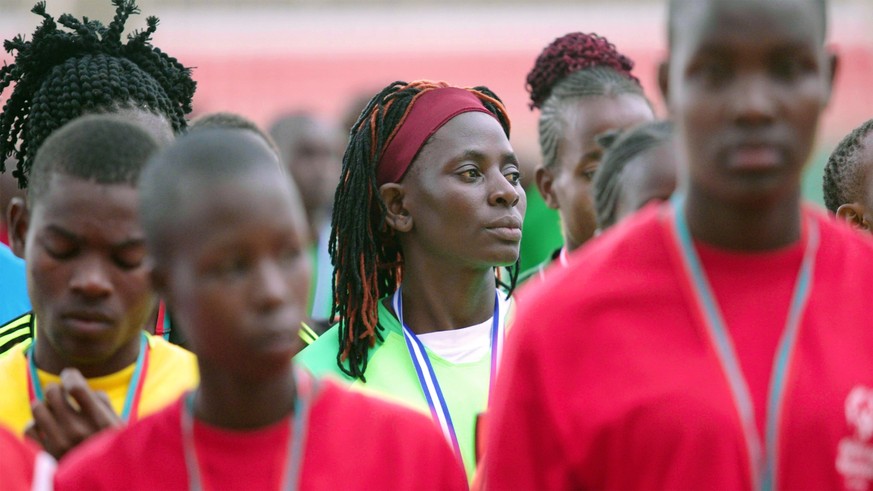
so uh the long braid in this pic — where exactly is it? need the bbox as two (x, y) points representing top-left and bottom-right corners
(0, 0), (195, 188)
(823, 118), (873, 213)
(331, 80), (512, 380)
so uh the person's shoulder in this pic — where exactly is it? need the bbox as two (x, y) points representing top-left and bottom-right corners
(55, 398), (182, 490)
(519, 203), (667, 303)
(315, 378), (460, 454)
(312, 379), (467, 489)
(296, 302), (397, 381)
(147, 334), (196, 364)
(516, 253), (553, 286)
(0, 426), (38, 491)
(811, 206), (873, 255)
(0, 312), (33, 356)
(294, 324), (349, 380)
(0, 341), (26, 373)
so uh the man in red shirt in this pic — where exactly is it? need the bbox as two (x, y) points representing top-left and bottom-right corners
(484, 0), (873, 489)
(54, 129), (466, 491)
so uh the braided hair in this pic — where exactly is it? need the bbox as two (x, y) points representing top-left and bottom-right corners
(823, 118), (873, 212)
(0, 0), (195, 188)
(527, 32), (647, 169)
(332, 80), (514, 380)
(594, 120), (674, 229)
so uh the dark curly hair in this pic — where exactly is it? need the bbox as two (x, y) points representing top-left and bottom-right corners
(0, 0), (195, 188)
(332, 80), (515, 380)
(823, 118), (873, 213)
(526, 32), (639, 110)
(526, 33), (646, 169)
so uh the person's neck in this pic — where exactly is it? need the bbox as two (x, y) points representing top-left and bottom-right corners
(33, 330), (141, 379)
(193, 362), (297, 430)
(394, 251), (496, 335)
(684, 185), (802, 251)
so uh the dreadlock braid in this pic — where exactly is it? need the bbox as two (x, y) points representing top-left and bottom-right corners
(823, 118), (873, 213)
(0, 0), (195, 188)
(527, 32), (647, 170)
(331, 80), (513, 380)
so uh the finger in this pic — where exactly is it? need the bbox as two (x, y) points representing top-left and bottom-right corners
(95, 390), (111, 407)
(43, 385), (94, 452)
(30, 399), (70, 460)
(61, 368), (121, 430)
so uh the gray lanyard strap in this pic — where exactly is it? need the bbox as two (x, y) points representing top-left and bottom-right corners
(181, 370), (316, 491)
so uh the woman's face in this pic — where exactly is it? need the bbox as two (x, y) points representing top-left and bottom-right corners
(387, 111), (526, 269)
(537, 93), (654, 251)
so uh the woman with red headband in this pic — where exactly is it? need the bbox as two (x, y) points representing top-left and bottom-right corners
(296, 80), (525, 479)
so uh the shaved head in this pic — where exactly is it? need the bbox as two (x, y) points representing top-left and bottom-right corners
(139, 128), (304, 264)
(668, 0), (828, 48)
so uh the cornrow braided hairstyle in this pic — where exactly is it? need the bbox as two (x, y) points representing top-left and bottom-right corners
(331, 80), (514, 380)
(594, 120), (673, 229)
(527, 32), (647, 169)
(823, 118), (873, 213)
(0, 0), (195, 188)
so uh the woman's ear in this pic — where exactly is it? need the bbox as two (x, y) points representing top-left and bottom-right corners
(380, 183), (413, 233)
(535, 166), (560, 210)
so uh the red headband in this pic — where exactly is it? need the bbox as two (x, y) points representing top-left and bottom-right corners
(376, 87), (497, 185)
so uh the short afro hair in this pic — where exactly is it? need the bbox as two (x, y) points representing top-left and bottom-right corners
(29, 113), (160, 205)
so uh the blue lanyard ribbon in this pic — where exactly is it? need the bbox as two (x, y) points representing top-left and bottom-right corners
(393, 286), (504, 459)
(181, 368), (316, 491)
(26, 331), (150, 423)
(668, 195), (818, 491)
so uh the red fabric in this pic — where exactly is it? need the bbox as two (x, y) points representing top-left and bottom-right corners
(485, 203), (873, 490)
(0, 426), (38, 490)
(0, 223), (9, 246)
(376, 86), (494, 185)
(695, 236), (802, 441)
(55, 379), (467, 491)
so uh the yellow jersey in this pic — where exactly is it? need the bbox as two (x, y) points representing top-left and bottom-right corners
(0, 333), (198, 436)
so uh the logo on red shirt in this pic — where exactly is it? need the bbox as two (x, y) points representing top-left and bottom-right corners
(837, 386), (873, 490)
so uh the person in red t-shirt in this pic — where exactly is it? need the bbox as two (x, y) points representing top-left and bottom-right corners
(54, 128), (467, 491)
(483, 0), (873, 489)
(1, 425), (44, 490)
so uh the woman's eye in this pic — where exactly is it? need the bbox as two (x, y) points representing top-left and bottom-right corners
(460, 168), (481, 179)
(505, 171), (521, 184)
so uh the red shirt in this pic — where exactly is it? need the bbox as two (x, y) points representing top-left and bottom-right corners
(55, 379), (467, 491)
(485, 203), (873, 490)
(0, 426), (39, 490)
